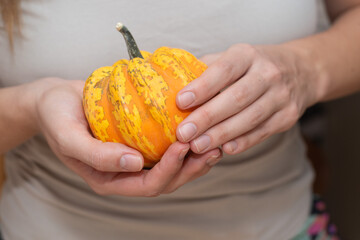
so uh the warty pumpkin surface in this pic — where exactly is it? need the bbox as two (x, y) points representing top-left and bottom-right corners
(83, 23), (207, 168)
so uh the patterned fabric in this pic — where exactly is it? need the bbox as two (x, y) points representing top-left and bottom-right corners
(292, 196), (339, 240)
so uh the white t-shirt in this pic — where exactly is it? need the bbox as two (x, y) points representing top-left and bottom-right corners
(0, 0), (318, 239)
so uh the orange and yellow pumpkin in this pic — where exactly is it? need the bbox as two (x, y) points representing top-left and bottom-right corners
(83, 23), (207, 168)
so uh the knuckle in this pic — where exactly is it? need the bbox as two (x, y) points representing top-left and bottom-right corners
(263, 63), (282, 82)
(92, 186), (107, 196)
(216, 125), (231, 143)
(89, 150), (105, 171)
(214, 59), (233, 75)
(141, 178), (163, 197)
(163, 187), (178, 195)
(228, 44), (240, 53)
(230, 86), (249, 107)
(258, 127), (271, 142)
(242, 44), (257, 56)
(193, 78), (211, 100)
(54, 132), (70, 156)
(191, 158), (207, 173)
(249, 105), (265, 127)
(277, 86), (291, 102)
(231, 43), (256, 55)
(199, 107), (216, 126)
(88, 182), (109, 196)
(287, 103), (301, 122)
(235, 138), (250, 154)
(282, 104), (300, 130)
(144, 189), (162, 198)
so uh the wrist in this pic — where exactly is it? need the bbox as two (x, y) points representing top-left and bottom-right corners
(0, 78), (66, 153)
(280, 40), (330, 107)
(23, 78), (66, 134)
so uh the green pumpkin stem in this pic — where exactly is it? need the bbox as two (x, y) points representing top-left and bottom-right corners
(116, 22), (144, 59)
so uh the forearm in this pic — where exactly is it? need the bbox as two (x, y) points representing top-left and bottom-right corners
(283, 5), (360, 104)
(0, 82), (39, 153)
(0, 78), (63, 154)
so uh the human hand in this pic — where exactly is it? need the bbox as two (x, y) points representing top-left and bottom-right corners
(176, 44), (319, 155)
(35, 78), (144, 172)
(34, 78), (221, 196)
(66, 141), (221, 196)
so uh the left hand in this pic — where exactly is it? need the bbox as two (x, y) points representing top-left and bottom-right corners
(175, 43), (320, 155)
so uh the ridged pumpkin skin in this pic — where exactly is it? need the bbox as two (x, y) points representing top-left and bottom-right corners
(83, 47), (207, 168)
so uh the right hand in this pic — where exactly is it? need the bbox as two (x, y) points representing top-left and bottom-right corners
(34, 78), (221, 196)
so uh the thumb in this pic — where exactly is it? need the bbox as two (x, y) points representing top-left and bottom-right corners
(61, 127), (144, 172)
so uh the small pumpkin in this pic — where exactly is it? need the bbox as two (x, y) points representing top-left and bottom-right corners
(83, 23), (207, 168)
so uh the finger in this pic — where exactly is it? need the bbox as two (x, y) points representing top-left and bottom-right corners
(163, 148), (222, 194)
(105, 142), (189, 196)
(67, 142), (190, 196)
(189, 89), (285, 154)
(60, 121), (144, 172)
(199, 53), (221, 66)
(176, 44), (255, 109)
(221, 106), (299, 155)
(61, 156), (130, 196)
(37, 85), (145, 173)
(176, 70), (269, 142)
(139, 142), (190, 196)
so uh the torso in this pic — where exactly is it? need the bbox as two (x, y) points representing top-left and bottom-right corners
(0, 1), (317, 239)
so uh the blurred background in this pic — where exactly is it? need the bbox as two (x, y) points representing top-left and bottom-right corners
(324, 94), (360, 239)
(301, 96), (360, 240)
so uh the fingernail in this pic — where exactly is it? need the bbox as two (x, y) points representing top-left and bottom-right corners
(224, 141), (238, 153)
(178, 123), (197, 141)
(178, 92), (195, 108)
(179, 147), (190, 161)
(193, 135), (211, 153)
(206, 153), (221, 166)
(120, 154), (142, 171)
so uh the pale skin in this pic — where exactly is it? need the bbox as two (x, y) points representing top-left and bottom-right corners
(1, 0), (360, 197)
